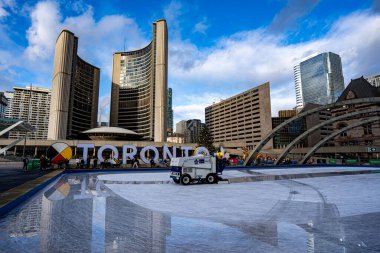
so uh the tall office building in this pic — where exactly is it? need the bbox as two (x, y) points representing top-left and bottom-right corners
(167, 88), (173, 133)
(9, 86), (51, 139)
(294, 52), (344, 108)
(3, 91), (13, 118)
(0, 92), (7, 118)
(174, 119), (203, 143)
(184, 119), (204, 143)
(366, 73), (380, 87)
(294, 64), (303, 108)
(175, 120), (187, 134)
(48, 30), (100, 140)
(205, 82), (272, 150)
(110, 19), (168, 142)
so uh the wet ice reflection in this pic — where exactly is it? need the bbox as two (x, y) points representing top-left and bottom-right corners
(0, 173), (379, 252)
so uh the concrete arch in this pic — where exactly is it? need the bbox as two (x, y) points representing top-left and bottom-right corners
(274, 107), (380, 165)
(300, 116), (380, 164)
(243, 97), (380, 166)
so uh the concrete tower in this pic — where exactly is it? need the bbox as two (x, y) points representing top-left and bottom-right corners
(110, 19), (168, 142)
(48, 30), (100, 140)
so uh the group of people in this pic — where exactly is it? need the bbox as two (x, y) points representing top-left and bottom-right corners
(75, 157), (99, 169)
(22, 155), (49, 171)
(21, 154), (171, 171)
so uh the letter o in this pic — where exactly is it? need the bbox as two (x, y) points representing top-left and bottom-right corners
(97, 145), (119, 162)
(195, 147), (210, 156)
(140, 146), (159, 164)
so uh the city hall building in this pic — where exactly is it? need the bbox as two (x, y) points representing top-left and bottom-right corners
(48, 30), (100, 140)
(110, 19), (168, 142)
(205, 82), (273, 150)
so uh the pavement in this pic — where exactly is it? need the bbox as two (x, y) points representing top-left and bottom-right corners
(0, 162), (54, 193)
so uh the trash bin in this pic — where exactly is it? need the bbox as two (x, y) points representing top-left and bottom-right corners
(27, 159), (40, 170)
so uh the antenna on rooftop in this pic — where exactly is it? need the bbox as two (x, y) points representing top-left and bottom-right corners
(123, 36), (126, 52)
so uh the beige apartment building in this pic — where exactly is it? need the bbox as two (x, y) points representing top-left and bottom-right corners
(110, 19), (168, 142)
(205, 82), (273, 150)
(48, 30), (100, 140)
(9, 86), (51, 139)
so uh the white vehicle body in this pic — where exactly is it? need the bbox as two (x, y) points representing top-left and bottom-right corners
(170, 156), (224, 185)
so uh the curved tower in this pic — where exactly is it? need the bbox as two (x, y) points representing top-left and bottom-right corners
(110, 19), (168, 142)
(48, 30), (100, 140)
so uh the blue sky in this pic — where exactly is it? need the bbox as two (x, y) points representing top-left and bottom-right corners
(0, 0), (380, 127)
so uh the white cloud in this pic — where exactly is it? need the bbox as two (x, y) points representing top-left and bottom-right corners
(169, 11), (380, 120)
(173, 92), (227, 127)
(21, 0), (146, 87)
(24, 1), (61, 61)
(0, 0), (148, 119)
(269, 0), (320, 33)
(0, 0), (16, 19)
(163, 0), (182, 38)
(98, 94), (110, 123)
(67, 0), (91, 14)
(193, 17), (209, 35)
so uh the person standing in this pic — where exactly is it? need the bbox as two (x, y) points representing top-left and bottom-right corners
(86, 156), (91, 169)
(150, 158), (155, 168)
(22, 157), (29, 171)
(58, 159), (63, 169)
(93, 157), (98, 169)
(132, 157), (139, 168)
(40, 155), (46, 171)
(65, 159), (69, 169)
(75, 157), (80, 169)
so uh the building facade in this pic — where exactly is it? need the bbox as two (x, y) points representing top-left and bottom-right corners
(110, 19), (168, 142)
(175, 120), (187, 135)
(272, 114), (306, 149)
(48, 30), (100, 140)
(278, 109), (297, 118)
(167, 88), (173, 134)
(184, 119), (204, 143)
(300, 103), (333, 147)
(167, 133), (185, 143)
(294, 52), (345, 108)
(9, 86), (51, 139)
(0, 92), (7, 118)
(332, 77), (380, 153)
(3, 91), (13, 118)
(205, 82), (272, 150)
(366, 73), (380, 87)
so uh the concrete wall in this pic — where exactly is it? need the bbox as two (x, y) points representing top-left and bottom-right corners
(154, 20), (168, 142)
(48, 30), (75, 140)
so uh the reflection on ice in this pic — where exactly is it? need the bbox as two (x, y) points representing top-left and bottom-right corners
(0, 172), (379, 252)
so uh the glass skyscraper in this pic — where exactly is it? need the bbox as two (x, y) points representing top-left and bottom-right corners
(294, 52), (344, 108)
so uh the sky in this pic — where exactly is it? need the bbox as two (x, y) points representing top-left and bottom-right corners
(0, 0), (380, 129)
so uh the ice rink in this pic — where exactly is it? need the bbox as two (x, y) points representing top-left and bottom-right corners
(0, 167), (379, 252)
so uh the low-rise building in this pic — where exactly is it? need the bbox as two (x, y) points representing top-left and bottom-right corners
(205, 82), (272, 150)
(332, 77), (380, 156)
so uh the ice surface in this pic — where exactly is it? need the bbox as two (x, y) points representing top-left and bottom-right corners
(251, 166), (378, 175)
(0, 168), (379, 252)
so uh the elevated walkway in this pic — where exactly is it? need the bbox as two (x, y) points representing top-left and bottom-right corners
(0, 118), (36, 156)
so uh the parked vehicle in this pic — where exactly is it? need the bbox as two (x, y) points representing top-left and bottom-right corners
(170, 156), (226, 185)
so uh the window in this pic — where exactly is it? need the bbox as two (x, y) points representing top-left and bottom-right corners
(363, 124), (372, 135)
(337, 123), (347, 137)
